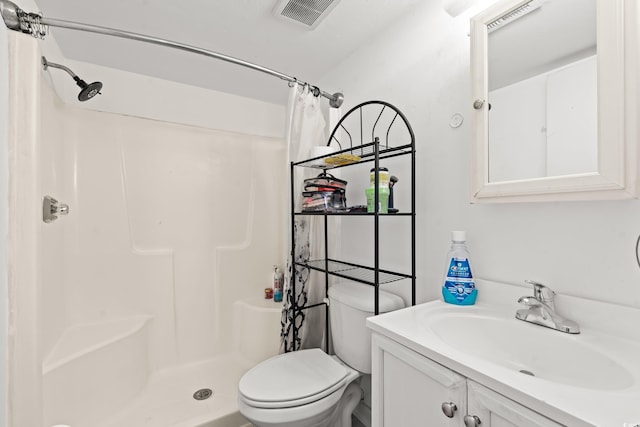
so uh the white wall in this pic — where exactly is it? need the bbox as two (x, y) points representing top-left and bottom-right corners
(40, 50), (286, 139)
(37, 93), (286, 425)
(0, 18), (9, 427)
(320, 1), (640, 308)
(33, 38), (289, 367)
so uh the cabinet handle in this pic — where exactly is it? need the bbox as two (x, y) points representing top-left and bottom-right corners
(441, 402), (457, 418)
(473, 99), (485, 109)
(464, 415), (482, 427)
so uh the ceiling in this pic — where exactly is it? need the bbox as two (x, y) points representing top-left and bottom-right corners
(32, 0), (424, 106)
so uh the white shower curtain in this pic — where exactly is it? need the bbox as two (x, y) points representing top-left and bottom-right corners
(280, 84), (330, 352)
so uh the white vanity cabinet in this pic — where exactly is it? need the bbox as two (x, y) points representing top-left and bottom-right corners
(371, 334), (562, 427)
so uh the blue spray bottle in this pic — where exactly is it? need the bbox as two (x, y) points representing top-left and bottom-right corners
(442, 231), (477, 305)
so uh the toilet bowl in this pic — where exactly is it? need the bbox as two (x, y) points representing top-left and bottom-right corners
(238, 349), (361, 427)
(237, 282), (405, 427)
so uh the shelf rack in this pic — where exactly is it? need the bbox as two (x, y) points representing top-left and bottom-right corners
(288, 100), (416, 352)
(305, 259), (413, 285)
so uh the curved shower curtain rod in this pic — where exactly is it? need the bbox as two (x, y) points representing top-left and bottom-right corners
(0, 0), (344, 108)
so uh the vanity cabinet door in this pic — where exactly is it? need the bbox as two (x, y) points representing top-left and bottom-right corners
(466, 381), (562, 427)
(371, 334), (467, 427)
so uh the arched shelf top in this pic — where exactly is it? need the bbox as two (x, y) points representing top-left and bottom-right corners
(294, 100), (415, 170)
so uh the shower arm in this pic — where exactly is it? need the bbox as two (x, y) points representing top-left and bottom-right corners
(0, 0), (344, 108)
(41, 56), (77, 78)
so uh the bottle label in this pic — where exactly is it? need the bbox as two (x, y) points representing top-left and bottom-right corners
(443, 257), (476, 303)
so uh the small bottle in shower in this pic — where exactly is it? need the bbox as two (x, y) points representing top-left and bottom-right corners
(273, 266), (284, 302)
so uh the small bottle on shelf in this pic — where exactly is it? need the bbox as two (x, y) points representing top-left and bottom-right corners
(366, 167), (390, 213)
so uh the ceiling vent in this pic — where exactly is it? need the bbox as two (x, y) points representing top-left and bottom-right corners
(273, 0), (342, 30)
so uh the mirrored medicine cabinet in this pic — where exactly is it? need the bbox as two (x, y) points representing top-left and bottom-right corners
(470, 0), (637, 202)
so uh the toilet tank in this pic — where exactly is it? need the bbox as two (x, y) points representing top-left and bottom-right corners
(328, 282), (405, 374)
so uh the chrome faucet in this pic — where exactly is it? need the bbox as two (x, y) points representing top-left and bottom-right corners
(515, 280), (580, 334)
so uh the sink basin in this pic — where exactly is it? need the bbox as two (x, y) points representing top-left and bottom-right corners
(428, 312), (633, 390)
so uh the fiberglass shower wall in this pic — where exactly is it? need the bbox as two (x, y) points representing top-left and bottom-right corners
(7, 32), (286, 426)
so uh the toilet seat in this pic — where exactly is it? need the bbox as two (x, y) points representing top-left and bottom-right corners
(238, 349), (349, 409)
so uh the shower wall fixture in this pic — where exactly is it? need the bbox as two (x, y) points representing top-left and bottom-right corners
(42, 56), (102, 101)
(0, 0), (344, 108)
(42, 195), (69, 223)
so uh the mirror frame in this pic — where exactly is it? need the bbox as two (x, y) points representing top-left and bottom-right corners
(470, 0), (636, 202)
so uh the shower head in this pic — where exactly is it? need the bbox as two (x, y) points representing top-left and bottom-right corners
(75, 77), (103, 101)
(42, 56), (103, 102)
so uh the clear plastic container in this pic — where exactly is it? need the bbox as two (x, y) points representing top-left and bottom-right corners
(301, 189), (347, 212)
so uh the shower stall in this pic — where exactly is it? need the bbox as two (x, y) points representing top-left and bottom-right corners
(6, 31), (286, 426)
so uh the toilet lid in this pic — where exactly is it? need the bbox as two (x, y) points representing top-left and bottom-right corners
(238, 348), (348, 409)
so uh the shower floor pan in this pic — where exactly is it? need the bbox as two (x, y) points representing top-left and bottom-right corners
(97, 354), (253, 427)
(43, 297), (280, 426)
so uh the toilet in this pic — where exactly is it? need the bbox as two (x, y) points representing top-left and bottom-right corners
(237, 282), (405, 427)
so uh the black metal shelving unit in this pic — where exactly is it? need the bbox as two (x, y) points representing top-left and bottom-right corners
(289, 100), (416, 352)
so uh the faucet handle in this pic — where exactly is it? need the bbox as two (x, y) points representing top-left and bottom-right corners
(525, 280), (555, 305)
